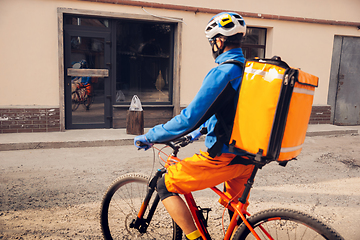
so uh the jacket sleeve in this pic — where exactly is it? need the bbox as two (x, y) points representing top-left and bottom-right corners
(145, 67), (232, 143)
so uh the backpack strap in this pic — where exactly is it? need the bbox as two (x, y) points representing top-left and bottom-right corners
(220, 59), (244, 69)
(207, 59), (245, 158)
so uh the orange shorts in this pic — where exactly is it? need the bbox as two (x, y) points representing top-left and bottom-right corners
(84, 83), (92, 96)
(164, 150), (254, 209)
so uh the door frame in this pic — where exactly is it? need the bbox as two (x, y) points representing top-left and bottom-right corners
(63, 26), (112, 129)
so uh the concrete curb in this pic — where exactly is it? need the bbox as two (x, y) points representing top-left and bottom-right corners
(306, 129), (358, 137)
(0, 126), (358, 151)
(0, 139), (133, 151)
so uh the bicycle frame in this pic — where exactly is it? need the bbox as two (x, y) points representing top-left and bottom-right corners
(131, 140), (269, 240)
(77, 86), (87, 101)
(104, 136), (343, 240)
(131, 166), (265, 240)
(184, 162), (266, 240)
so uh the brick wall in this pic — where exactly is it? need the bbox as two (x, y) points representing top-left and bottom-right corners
(309, 105), (331, 124)
(179, 105), (332, 125)
(0, 108), (60, 133)
(0, 105), (331, 134)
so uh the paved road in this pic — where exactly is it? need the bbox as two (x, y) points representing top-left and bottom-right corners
(1, 133), (360, 239)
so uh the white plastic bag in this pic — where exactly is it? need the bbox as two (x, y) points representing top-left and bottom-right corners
(129, 95), (143, 111)
(116, 90), (125, 102)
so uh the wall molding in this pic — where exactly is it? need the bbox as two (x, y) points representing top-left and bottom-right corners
(83, 0), (360, 27)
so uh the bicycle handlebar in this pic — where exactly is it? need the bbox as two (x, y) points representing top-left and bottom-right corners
(138, 127), (207, 152)
(166, 127), (208, 149)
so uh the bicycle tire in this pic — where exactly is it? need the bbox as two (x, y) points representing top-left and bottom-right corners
(232, 208), (344, 240)
(100, 173), (183, 240)
(71, 91), (80, 111)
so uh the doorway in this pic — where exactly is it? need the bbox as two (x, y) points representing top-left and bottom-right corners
(61, 11), (180, 130)
(64, 25), (112, 129)
(328, 36), (360, 125)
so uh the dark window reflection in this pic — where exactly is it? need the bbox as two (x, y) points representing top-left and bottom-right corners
(115, 21), (173, 104)
(243, 27), (267, 59)
(243, 28), (266, 45)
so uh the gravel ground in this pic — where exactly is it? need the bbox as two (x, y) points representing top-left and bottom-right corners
(1, 133), (360, 239)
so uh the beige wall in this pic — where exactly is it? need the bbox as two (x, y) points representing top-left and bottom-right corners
(0, 0), (360, 108)
(246, 17), (360, 105)
(138, 0), (360, 23)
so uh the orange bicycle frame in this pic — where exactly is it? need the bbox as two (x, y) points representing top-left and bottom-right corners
(132, 141), (270, 240)
(183, 185), (263, 240)
(180, 153), (270, 240)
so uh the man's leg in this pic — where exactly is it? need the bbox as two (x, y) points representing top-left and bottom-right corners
(157, 177), (198, 234)
(158, 151), (249, 238)
(161, 195), (197, 235)
(157, 177), (201, 239)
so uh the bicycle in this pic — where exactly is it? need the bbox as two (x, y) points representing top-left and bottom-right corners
(71, 82), (94, 111)
(100, 135), (344, 240)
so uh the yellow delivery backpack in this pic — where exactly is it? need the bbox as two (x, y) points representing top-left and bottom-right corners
(228, 56), (318, 163)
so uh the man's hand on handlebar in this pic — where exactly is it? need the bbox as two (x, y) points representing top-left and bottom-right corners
(134, 128), (207, 150)
(187, 129), (202, 142)
(134, 135), (153, 150)
(187, 127), (207, 142)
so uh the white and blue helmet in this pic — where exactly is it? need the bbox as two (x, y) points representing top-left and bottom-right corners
(205, 12), (246, 39)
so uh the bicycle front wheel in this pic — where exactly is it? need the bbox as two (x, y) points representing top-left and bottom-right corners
(100, 173), (183, 240)
(233, 208), (344, 240)
(71, 91), (80, 111)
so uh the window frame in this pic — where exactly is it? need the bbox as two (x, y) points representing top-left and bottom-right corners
(242, 27), (267, 59)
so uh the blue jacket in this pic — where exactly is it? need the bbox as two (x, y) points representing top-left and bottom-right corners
(145, 48), (245, 155)
(81, 76), (92, 85)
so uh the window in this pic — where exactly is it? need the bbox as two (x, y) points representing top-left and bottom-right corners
(242, 27), (267, 59)
(62, 12), (179, 129)
(115, 21), (174, 105)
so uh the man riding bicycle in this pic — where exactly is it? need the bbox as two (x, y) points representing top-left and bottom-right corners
(78, 60), (93, 98)
(135, 12), (253, 240)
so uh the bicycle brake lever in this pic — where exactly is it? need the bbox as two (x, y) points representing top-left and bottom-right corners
(179, 136), (192, 147)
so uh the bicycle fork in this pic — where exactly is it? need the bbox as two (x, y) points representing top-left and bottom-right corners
(130, 169), (166, 233)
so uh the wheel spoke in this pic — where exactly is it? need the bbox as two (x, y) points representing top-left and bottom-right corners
(233, 208), (343, 240)
(100, 173), (182, 240)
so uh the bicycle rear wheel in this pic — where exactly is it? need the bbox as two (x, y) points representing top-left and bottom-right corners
(232, 208), (344, 240)
(100, 173), (183, 240)
(83, 93), (94, 110)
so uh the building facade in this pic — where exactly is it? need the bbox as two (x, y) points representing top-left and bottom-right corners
(1, 0), (360, 133)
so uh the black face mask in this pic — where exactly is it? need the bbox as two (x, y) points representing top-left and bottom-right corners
(212, 47), (224, 59)
(209, 38), (226, 60)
